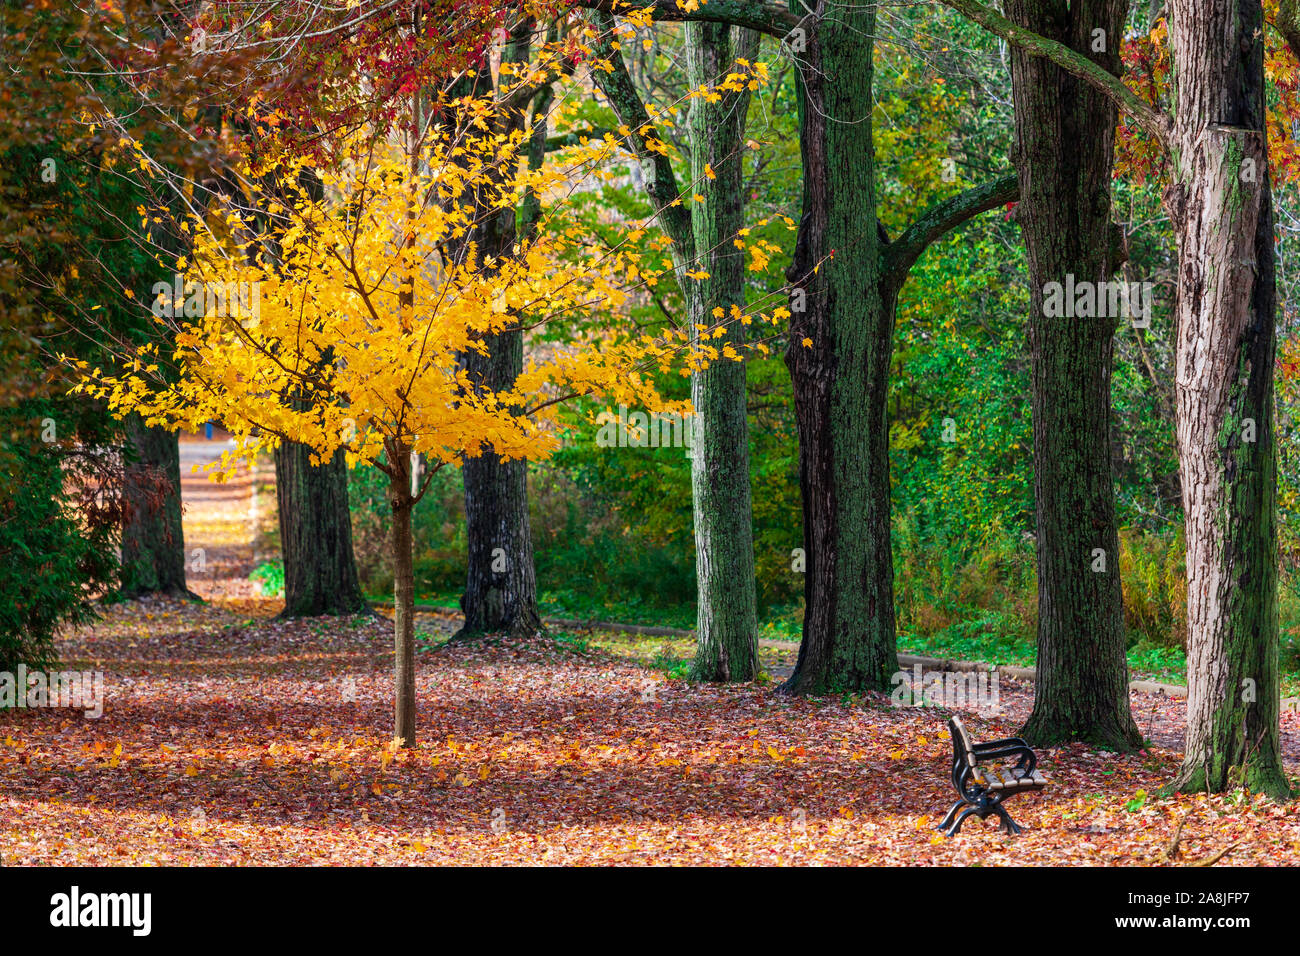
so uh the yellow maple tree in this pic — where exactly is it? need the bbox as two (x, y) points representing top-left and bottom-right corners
(74, 87), (736, 746)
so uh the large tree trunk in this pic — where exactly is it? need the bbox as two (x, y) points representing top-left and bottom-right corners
(457, 331), (543, 640)
(686, 21), (759, 682)
(1165, 0), (1288, 797)
(451, 42), (544, 643)
(274, 442), (367, 617)
(387, 440), (418, 748)
(1007, 0), (1140, 750)
(120, 413), (193, 598)
(780, 0), (897, 695)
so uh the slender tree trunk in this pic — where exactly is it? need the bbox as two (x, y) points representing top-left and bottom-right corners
(1007, 0), (1140, 749)
(120, 413), (193, 598)
(1165, 0), (1288, 797)
(780, 0), (897, 695)
(274, 442), (367, 617)
(587, 13), (761, 681)
(387, 441), (417, 748)
(686, 21), (759, 682)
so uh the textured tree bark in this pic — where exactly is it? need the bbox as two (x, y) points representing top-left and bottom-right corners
(457, 325), (543, 641)
(449, 37), (544, 642)
(120, 413), (193, 598)
(1007, 0), (1141, 750)
(780, 0), (897, 695)
(685, 21), (759, 682)
(587, 13), (759, 681)
(274, 442), (367, 617)
(387, 441), (418, 748)
(1165, 0), (1287, 796)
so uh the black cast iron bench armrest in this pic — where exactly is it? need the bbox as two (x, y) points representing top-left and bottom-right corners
(973, 744), (1037, 771)
(974, 736), (1029, 752)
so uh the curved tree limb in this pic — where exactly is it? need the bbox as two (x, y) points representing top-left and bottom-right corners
(1278, 0), (1300, 61)
(882, 173), (1019, 290)
(577, 0), (803, 39)
(585, 10), (695, 264)
(939, 0), (1172, 148)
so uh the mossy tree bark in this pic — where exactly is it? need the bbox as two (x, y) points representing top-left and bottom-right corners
(274, 442), (367, 617)
(778, 0), (897, 695)
(588, 13), (759, 681)
(120, 413), (194, 599)
(685, 21), (760, 682)
(768, 2), (1017, 696)
(1163, 0), (1288, 798)
(1005, 0), (1141, 750)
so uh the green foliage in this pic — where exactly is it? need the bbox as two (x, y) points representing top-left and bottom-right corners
(1125, 789), (1149, 812)
(249, 561), (286, 598)
(551, 631), (591, 656)
(0, 63), (185, 662)
(1118, 528), (1187, 649)
(349, 461), (468, 598)
(649, 644), (692, 679)
(0, 401), (117, 672)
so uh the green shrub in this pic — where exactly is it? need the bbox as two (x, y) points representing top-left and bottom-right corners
(1118, 527), (1186, 649)
(0, 401), (118, 672)
(249, 561), (285, 598)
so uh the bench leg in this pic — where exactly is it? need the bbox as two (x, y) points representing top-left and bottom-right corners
(989, 800), (1023, 836)
(942, 805), (982, 837)
(935, 800), (964, 834)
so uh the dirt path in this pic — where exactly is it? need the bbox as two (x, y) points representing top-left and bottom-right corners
(178, 437), (277, 604)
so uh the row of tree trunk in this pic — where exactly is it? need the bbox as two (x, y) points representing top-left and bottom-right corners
(119, 415), (367, 617)
(124, 2), (1292, 795)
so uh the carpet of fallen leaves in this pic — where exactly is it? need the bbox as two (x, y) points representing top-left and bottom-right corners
(3, 441), (1300, 866)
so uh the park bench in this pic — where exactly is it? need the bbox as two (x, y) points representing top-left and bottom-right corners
(936, 715), (1047, 837)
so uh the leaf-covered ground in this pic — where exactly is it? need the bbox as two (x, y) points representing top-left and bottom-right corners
(3, 441), (1299, 866)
